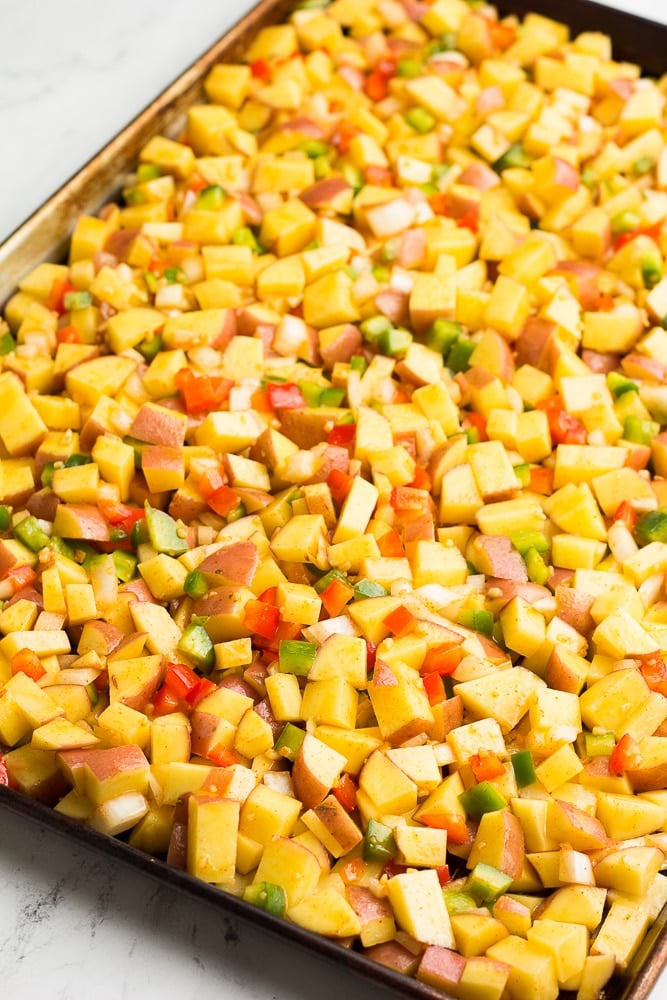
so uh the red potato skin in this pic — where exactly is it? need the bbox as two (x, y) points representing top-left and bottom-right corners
(27, 488), (60, 522)
(307, 445), (351, 483)
(299, 177), (353, 212)
(6, 587), (43, 611)
(398, 228), (427, 268)
(120, 578), (159, 603)
(459, 159), (502, 190)
(473, 535), (528, 582)
(514, 317), (559, 369)
(581, 350), (619, 374)
(364, 940), (422, 975)
(141, 445), (183, 475)
(402, 511), (436, 543)
(253, 697), (284, 741)
(129, 402), (187, 449)
(346, 885), (394, 923)
(417, 946), (467, 991)
(166, 794), (190, 870)
(485, 578), (550, 606)
(376, 289), (409, 326)
(62, 504), (112, 541)
(80, 745), (149, 783)
(319, 323), (362, 368)
(197, 540), (259, 587)
(555, 584), (595, 635)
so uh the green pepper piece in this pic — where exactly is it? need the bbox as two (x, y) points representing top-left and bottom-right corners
(396, 59), (424, 78)
(360, 314), (393, 345)
(86, 681), (100, 708)
(298, 139), (330, 159)
(314, 568), (350, 594)
(136, 163), (162, 182)
(342, 163), (364, 193)
(371, 264), (391, 283)
(510, 530), (549, 556)
(319, 387), (346, 407)
(632, 155), (654, 176)
(513, 463), (530, 488)
(577, 731), (615, 758)
(195, 184), (227, 211)
(635, 508), (667, 546)
(524, 548), (550, 586)
(456, 608), (494, 638)
(298, 381), (325, 407)
(378, 326), (413, 357)
(442, 889), (478, 915)
(144, 503), (189, 555)
(278, 639), (317, 676)
(178, 623), (215, 673)
(459, 781), (507, 820)
(274, 722), (306, 762)
(64, 453), (93, 468)
(354, 579), (388, 600)
(243, 881), (287, 917)
(0, 331), (16, 355)
(610, 209), (641, 236)
(13, 515), (50, 552)
(363, 818), (396, 863)
(138, 334), (163, 362)
(184, 569), (208, 599)
(49, 535), (76, 561)
(511, 749), (537, 788)
(112, 549), (138, 583)
(226, 501), (246, 523)
(623, 414), (660, 445)
(466, 863), (513, 904)
(405, 107), (436, 134)
(606, 371), (638, 397)
(0, 505), (11, 531)
(641, 252), (663, 290)
(446, 338), (476, 373)
(492, 143), (533, 172)
(40, 462), (55, 488)
(63, 290), (92, 311)
(426, 318), (462, 355)
(349, 355), (367, 374)
(580, 167), (597, 189)
(232, 227), (265, 254)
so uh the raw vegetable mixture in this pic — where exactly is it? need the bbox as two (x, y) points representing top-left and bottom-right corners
(2, 1), (667, 998)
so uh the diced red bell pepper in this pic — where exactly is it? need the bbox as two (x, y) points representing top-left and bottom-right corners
(613, 220), (662, 252)
(320, 576), (355, 617)
(428, 192), (450, 216)
(422, 670), (446, 706)
(470, 750), (506, 782)
(638, 653), (667, 697)
(529, 466), (554, 495)
(364, 164), (393, 186)
(56, 325), (81, 344)
(207, 485), (242, 518)
(366, 641), (377, 672)
(266, 382), (306, 410)
(328, 468), (353, 505)
(394, 434), (416, 459)
(99, 500), (146, 535)
(489, 21), (516, 50)
(250, 58), (272, 81)
(48, 278), (77, 316)
(464, 411), (488, 441)
(244, 599), (280, 640)
(327, 423), (356, 448)
(381, 861), (408, 879)
(258, 586), (278, 606)
(419, 812), (470, 843)
(377, 529), (406, 559)
(421, 643), (462, 676)
(175, 367), (232, 414)
(613, 500), (638, 532)
(11, 648), (46, 682)
(609, 733), (643, 776)
(364, 69), (389, 102)
(336, 121), (362, 155)
(537, 396), (587, 445)
(152, 685), (184, 718)
(164, 662), (200, 701)
(206, 745), (242, 767)
(408, 466), (432, 492)
(333, 773), (358, 812)
(339, 856), (365, 884)
(383, 604), (417, 638)
(457, 210), (479, 232)
(186, 676), (217, 708)
(435, 865), (451, 886)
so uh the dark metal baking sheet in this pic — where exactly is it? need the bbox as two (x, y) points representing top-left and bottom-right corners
(1, 1), (667, 997)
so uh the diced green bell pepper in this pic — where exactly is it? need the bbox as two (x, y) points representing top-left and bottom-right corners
(136, 163), (162, 182)
(466, 862), (513, 904)
(607, 371), (638, 397)
(314, 568), (350, 594)
(511, 749), (537, 788)
(493, 143), (532, 172)
(278, 639), (317, 676)
(510, 530), (549, 556)
(184, 569), (208, 599)
(446, 338), (476, 373)
(610, 209), (641, 236)
(144, 503), (189, 555)
(232, 227), (265, 253)
(196, 184), (226, 211)
(459, 781), (507, 820)
(354, 579), (388, 600)
(13, 515), (50, 552)
(623, 414), (660, 445)
(0, 331), (17, 355)
(243, 881), (287, 917)
(442, 889), (479, 915)
(363, 818), (396, 863)
(578, 731), (615, 758)
(405, 107), (437, 134)
(138, 334), (163, 361)
(63, 290), (92, 311)
(634, 508), (667, 546)
(112, 549), (138, 583)
(360, 314), (393, 345)
(426, 318), (463, 356)
(456, 608), (494, 638)
(641, 253), (663, 290)
(177, 623), (215, 673)
(524, 548), (550, 586)
(0, 505), (11, 531)
(298, 139), (330, 159)
(378, 326), (413, 357)
(274, 722), (306, 762)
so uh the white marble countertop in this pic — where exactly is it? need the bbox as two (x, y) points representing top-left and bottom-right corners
(1, 0), (667, 997)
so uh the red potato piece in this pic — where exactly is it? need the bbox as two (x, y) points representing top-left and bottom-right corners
(417, 946), (467, 992)
(474, 86), (505, 119)
(514, 317), (559, 369)
(398, 228), (427, 268)
(485, 578), (550, 606)
(319, 323), (362, 368)
(26, 488), (59, 522)
(300, 177), (354, 214)
(459, 159), (501, 190)
(581, 350), (619, 374)
(218, 674), (257, 700)
(552, 260), (601, 311)
(621, 353), (667, 382)
(364, 940), (421, 976)
(104, 228), (139, 261)
(129, 402), (187, 448)
(198, 541), (259, 587)
(375, 288), (409, 326)
(236, 193), (263, 227)
(292, 733), (345, 811)
(280, 116), (327, 139)
(307, 445), (350, 484)
(471, 535), (528, 583)
(555, 584), (595, 635)
(253, 697), (284, 741)
(53, 503), (111, 541)
(6, 587), (43, 611)
(403, 512), (436, 543)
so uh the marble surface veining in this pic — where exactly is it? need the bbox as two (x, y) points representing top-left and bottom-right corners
(1, 0), (667, 997)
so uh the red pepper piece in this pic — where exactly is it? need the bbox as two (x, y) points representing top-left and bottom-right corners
(613, 500), (638, 532)
(175, 368), (232, 414)
(250, 58), (271, 82)
(56, 325), (81, 344)
(419, 813), (470, 844)
(244, 600), (280, 640)
(537, 396), (587, 445)
(327, 423), (356, 448)
(470, 750), (506, 782)
(383, 604), (417, 638)
(11, 648), (46, 681)
(423, 670), (446, 706)
(47, 278), (77, 315)
(638, 653), (667, 697)
(333, 773), (358, 812)
(609, 733), (643, 776)
(328, 468), (353, 505)
(320, 576), (355, 617)
(377, 529), (406, 559)
(421, 643), (462, 676)
(152, 685), (184, 718)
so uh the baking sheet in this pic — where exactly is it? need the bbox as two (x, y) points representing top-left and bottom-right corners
(2, 0), (667, 997)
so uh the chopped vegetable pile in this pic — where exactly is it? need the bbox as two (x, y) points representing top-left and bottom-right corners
(3, 1), (667, 997)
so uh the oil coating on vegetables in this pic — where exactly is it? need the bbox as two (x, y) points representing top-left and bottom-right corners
(2, 1), (667, 998)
